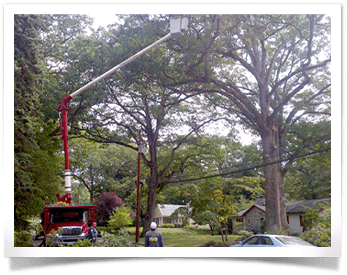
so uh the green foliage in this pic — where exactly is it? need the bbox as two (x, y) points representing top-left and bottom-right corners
(284, 121), (331, 201)
(29, 217), (43, 236)
(70, 140), (139, 202)
(73, 239), (95, 247)
(237, 230), (254, 241)
(161, 223), (175, 228)
(100, 230), (135, 247)
(14, 231), (32, 247)
(107, 205), (133, 230)
(301, 205), (331, 247)
(184, 225), (197, 230)
(302, 202), (331, 230)
(14, 14), (62, 231)
(94, 192), (125, 226)
(301, 223), (331, 247)
(259, 219), (267, 234)
(45, 229), (62, 247)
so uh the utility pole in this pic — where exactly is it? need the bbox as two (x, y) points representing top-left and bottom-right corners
(136, 134), (143, 243)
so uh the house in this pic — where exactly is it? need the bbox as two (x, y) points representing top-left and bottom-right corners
(285, 197), (331, 234)
(152, 204), (195, 227)
(232, 196), (331, 235)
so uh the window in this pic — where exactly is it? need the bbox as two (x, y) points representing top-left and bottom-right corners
(259, 237), (274, 246)
(244, 237), (259, 245)
(236, 218), (243, 223)
(247, 218), (251, 225)
(243, 236), (274, 246)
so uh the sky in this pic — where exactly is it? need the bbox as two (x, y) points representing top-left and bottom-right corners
(90, 13), (120, 28)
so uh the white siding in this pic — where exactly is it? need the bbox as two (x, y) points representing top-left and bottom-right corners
(287, 214), (303, 234)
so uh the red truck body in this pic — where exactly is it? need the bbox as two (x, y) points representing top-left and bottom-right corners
(43, 203), (96, 245)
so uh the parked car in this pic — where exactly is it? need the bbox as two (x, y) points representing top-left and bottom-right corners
(230, 234), (316, 247)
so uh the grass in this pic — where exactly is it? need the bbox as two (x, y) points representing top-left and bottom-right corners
(121, 226), (240, 247)
(24, 225), (240, 247)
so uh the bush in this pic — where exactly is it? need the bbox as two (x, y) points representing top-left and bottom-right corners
(100, 229), (135, 247)
(161, 223), (175, 228)
(301, 207), (331, 247)
(107, 205), (133, 230)
(301, 224), (331, 247)
(184, 225), (197, 230)
(238, 230), (254, 241)
(94, 192), (124, 226)
(73, 239), (95, 247)
(259, 219), (266, 234)
(233, 222), (244, 233)
(14, 231), (32, 247)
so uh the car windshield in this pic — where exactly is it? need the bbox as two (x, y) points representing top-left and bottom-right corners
(275, 236), (314, 246)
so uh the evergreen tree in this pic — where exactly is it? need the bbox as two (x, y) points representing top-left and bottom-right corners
(14, 15), (61, 230)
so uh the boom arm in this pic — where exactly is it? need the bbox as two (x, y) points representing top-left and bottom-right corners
(57, 16), (188, 203)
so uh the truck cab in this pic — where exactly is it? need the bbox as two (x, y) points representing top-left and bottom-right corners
(43, 203), (96, 246)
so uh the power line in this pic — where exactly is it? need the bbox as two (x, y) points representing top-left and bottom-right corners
(166, 147), (331, 184)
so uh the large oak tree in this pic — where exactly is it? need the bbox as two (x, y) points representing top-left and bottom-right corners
(170, 14), (331, 233)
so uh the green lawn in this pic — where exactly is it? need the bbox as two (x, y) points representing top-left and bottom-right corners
(123, 227), (240, 247)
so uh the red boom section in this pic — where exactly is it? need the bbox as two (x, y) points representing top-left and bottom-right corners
(57, 95), (73, 204)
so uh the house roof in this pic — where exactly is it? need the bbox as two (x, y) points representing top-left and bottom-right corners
(285, 198), (331, 214)
(156, 204), (187, 217)
(236, 198), (331, 216)
(238, 204), (266, 217)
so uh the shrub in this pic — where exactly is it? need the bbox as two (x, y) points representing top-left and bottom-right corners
(73, 239), (95, 247)
(94, 192), (124, 226)
(301, 207), (331, 247)
(233, 222), (244, 233)
(259, 219), (266, 234)
(184, 225), (197, 230)
(14, 231), (32, 247)
(100, 229), (135, 247)
(107, 205), (133, 230)
(301, 224), (331, 247)
(44, 229), (65, 247)
(238, 230), (254, 241)
(161, 223), (175, 228)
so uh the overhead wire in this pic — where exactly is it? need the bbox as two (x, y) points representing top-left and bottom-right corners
(164, 147), (331, 184)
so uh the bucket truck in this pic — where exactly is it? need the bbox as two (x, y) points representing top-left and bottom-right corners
(39, 15), (188, 246)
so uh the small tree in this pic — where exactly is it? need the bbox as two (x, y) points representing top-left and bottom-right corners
(108, 205), (133, 230)
(94, 192), (124, 226)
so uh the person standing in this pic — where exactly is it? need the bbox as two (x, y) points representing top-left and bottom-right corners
(88, 222), (98, 245)
(145, 222), (163, 247)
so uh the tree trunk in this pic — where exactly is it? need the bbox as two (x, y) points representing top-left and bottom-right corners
(209, 224), (214, 236)
(261, 129), (288, 234)
(142, 179), (157, 235)
(141, 140), (159, 236)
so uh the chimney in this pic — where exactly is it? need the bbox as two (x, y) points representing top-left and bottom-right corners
(256, 195), (266, 206)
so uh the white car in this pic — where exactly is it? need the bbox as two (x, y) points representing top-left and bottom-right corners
(231, 234), (316, 247)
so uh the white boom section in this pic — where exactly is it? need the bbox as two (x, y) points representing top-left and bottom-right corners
(70, 33), (173, 99)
